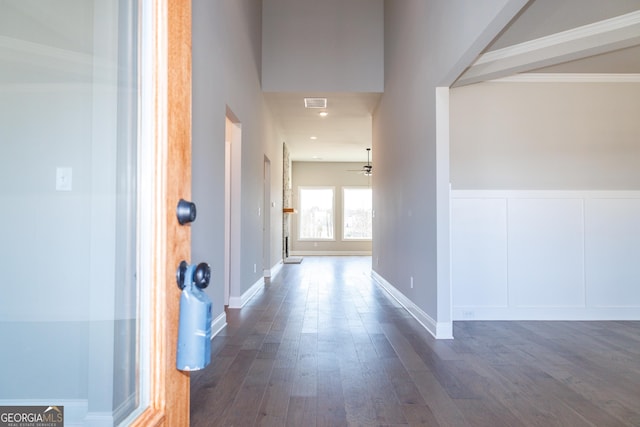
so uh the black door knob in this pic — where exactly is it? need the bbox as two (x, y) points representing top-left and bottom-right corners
(194, 263), (211, 289)
(177, 199), (197, 225)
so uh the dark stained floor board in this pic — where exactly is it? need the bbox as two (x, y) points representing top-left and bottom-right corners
(191, 256), (640, 426)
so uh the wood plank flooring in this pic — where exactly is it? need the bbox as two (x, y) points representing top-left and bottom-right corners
(190, 256), (640, 426)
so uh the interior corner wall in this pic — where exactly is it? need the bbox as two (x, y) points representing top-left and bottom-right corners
(192, 0), (283, 319)
(261, 0), (383, 92)
(372, 0), (527, 338)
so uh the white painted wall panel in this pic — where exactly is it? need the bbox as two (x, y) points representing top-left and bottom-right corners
(451, 198), (508, 307)
(585, 198), (640, 307)
(508, 198), (585, 307)
(452, 191), (640, 320)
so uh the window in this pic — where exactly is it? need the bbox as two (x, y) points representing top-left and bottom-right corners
(343, 188), (372, 240)
(299, 187), (334, 240)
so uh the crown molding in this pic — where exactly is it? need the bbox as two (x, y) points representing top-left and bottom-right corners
(455, 10), (640, 87)
(491, 73), (640, 83)
(476, 11), (640, 65)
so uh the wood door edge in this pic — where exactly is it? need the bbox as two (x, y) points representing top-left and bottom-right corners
(130, 0), (192, 425)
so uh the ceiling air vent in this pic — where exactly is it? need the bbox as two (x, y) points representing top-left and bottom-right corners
(304, 97), (327, 109)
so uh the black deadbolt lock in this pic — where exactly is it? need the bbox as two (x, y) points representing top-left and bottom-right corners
(177, 199), (197, 225)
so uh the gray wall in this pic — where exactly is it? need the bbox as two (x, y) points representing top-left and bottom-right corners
(451, 81), (640, 190)
(192, 0), (283, 313)
(290, 162), (372, 255)
(262, 0), (384, 92)
(372, 0), (528, 337)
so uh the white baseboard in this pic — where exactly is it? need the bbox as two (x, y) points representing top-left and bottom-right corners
(270, 260), (283, 280)
(290, 251), (372, 256)
(211, 311), (227, 338)
(454, 306), (640, 321)
(228, 277), (264, 309)
(371, 271), (453, 340)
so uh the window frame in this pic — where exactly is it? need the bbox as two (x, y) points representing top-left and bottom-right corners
(342, 186), (373, 241)
(297, 186), (336, 241)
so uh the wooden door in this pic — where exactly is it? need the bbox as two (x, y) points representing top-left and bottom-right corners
(130, 0), (192, 425)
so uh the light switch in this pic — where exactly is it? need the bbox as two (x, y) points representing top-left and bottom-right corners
(56, 167), (72, 191)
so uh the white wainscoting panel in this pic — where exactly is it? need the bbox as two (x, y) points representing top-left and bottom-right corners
(452, 191), (640, 320)
(585, 198), (640, 307)
(451, 198), (508, 308)
(508, 198), (585, 308)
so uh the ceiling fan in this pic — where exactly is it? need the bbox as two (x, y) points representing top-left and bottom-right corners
(348, 148), (372, 176)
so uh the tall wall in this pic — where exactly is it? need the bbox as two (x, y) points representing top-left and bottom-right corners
(262, 0), (383, 92)
(192, 0), (283, 316)
(372, 0), (528, 338)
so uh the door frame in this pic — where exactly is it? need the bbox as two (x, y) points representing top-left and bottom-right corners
(263, 155), (271, 276)
(130, 0), (191, 425)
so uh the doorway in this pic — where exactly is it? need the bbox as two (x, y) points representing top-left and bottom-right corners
(263, 156), (272, 277)
(225, 113), (242, 307)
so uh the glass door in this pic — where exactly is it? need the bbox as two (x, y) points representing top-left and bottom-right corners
(0, 1), (143, 424)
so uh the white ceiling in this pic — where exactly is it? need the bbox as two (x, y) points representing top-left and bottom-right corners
(265, 92), (381, 162)
(265, 0), (640, 162)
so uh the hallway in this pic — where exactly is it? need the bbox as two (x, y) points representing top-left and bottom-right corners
(190, 257), (640, 426)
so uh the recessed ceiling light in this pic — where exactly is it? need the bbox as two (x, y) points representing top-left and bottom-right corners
(310, 136), (317, 140)
(319, 111), (328, 117)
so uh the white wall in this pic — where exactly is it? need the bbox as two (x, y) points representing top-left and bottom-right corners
(372, 0), (528, 338)
(262, 0), (384, 92)
(192, 0), (283, 316)
(290, 162), (372, 255)
(451, 191), (640, 320)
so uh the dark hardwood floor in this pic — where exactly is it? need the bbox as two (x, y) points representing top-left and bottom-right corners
(190, 256), (640, 426)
